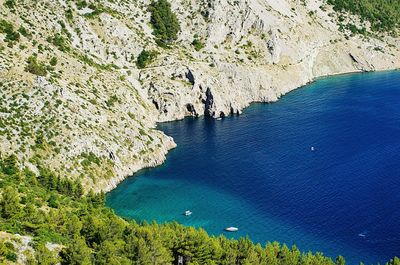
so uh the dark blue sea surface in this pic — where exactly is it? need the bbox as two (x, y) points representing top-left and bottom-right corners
(107, 71), (400, 264)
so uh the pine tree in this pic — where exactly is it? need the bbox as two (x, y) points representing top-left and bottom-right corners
(149, 0), (180, 45)
(60, 236), (92, 265)
(0, 186), (20, 218)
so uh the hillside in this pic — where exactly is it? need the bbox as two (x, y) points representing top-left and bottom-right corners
(1, 0), (399, 193)
(0, 0), (400, 263)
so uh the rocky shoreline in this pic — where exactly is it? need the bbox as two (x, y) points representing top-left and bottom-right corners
(1, 0), (399, 193)
(102, 66), (399, 193)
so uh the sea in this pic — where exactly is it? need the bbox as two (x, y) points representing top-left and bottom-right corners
(107, 71), (400, 264)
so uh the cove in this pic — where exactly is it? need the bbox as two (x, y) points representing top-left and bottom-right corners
(107, 71), (400, 264)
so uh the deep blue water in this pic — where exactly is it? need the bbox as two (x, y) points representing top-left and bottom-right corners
(107, 71), (400, 264)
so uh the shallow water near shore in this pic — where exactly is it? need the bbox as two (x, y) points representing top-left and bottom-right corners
(107, 71), (400, 264)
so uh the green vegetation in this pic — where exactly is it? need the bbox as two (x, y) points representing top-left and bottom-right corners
(65, 9), (74, 21)
(4, 0), (15, 9)
(48, 33), (71, 52)
(0, 155), (376, 264)
(106, 95), (119, 107)
(75, 0), (88, 9)
(2, 0), (400, 263)
(50, 56), (58, 66)
(0, 240), (18, 263)
(71, 49), (119, 71)
(0, 19), (20, 42)
(192, 38), (205, 51)
(73, 0), (118, 18)
(25, 55), (47, 76)
(328, 0), (400, 33)
(85, 3), (119, 18)
(149, 0), (180, 45)
(80, 152), (101, 168)
(136, 50), (157, 69)
(18, 26), (32, 39)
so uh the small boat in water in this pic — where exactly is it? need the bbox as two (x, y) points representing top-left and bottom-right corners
(358, 231), (367, 238)
(311, 146), (315, 151)
(184, 210), (192, 216)
(225, 227), (238, 232)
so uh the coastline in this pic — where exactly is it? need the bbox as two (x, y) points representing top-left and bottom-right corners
(106, 71), (400, 264)
(102, 66), (399, 193)
(3, 0), (400, 195)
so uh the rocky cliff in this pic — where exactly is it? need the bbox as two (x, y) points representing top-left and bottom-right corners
(0, 0), (399, 192)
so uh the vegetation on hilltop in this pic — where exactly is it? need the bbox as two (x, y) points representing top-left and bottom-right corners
(328, 0), (400, 34)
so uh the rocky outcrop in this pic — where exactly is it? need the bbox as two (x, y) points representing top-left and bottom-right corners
(267, 29), (281, 64)
(349, 52), (375, 72)
(0, 232), (62, 264)
(204, 87), (216, 117)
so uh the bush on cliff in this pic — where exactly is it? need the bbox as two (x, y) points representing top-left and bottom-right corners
(136, 49), (157, 68)
(149, 0), (180, 45)
(25, 55), (47, 76)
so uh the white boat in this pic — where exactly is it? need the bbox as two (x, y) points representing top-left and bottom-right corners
(311, 146), (315, 151)
(358, 231), (367, 238)
(184, 210), (192, 216)
(216, 117), (222, 121)
(225, 227), (238, 232)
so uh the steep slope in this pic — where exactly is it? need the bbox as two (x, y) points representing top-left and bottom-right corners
(0, 0), (399, 193)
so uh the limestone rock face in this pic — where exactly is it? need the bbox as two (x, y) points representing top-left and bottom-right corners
(349, 53), (375, 72)
(204, 87), (216, 117)
(267, 29), (281, 64)
(0, 0), (399, 192)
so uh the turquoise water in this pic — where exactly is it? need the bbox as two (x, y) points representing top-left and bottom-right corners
(107, 71), (400, 264)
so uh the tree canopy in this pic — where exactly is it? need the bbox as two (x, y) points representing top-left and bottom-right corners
(0, 155), (398, 264)
(149, 0), (181, 45)
(328, 0), (400, 33)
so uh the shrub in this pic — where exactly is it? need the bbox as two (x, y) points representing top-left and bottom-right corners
(5, 252), (17, 262)
(0, 19), (20, 42)
(0, 186), (20, 218)
(76, 0), (87, 9)
(65, 9), (73, 21)
(84, 3), (105, 18)
(18, 26), (31, 38)
(192, 38), (204, 51)
(81, 152), (101, 167)
(0, 155), (19, 176)
(49, 33), (70, 52)
(50, 57), (58, 66)
(105, 95), (119, 107)
(4, 0), (15, 9)
(149, 0), (180, 45)
(25, 55), (47, 76)
(47, 194), (59, 208)
(136, 50), (157, 69)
